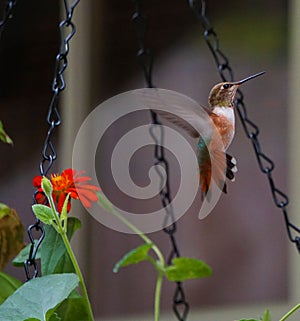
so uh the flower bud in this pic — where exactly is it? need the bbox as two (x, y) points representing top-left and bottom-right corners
(41, 176), (53, 197)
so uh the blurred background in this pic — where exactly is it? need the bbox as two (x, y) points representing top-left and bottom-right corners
(0, 0), (296, 320)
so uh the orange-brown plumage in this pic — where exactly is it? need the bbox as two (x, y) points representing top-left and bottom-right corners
(155, 72), (265, 197)
(199, 71), (265, 196)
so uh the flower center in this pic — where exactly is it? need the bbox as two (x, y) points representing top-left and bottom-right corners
(51, 174), (74, 192)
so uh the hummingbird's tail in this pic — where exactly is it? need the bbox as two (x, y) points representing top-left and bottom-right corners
(198, 145), (237, 198)
(222, 153), (237, 193)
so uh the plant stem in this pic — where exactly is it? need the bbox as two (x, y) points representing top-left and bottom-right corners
(279, 303), (300, 321)
(47, 193), (94, 321)
(60, 230), (95, 321)
(110, 207), (165, 321)
(111, 207), (165, 265)
(154, 271), (164, 321)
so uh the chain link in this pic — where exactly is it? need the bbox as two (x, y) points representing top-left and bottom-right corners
(189, 0), (300, 253)
(0, 0), (17, 40)
(132, 1), (189, 319)
(41, 0), (79, 177)
(24, 0), (80, 281)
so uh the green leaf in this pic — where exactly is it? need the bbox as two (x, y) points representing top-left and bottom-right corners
(32, 204), (55, 225)
(65, 217), (81, 240)
(40, 217), (81, 275)
(261, 310), (271, 321)
(0, 121), (13, 145)
(12, 241), (41, 267)
(165, 257), (212, 282)
(53, 249), (74, 274)
(0, 271), (22, 304)
(236, 310), (272, 321)
(61, 194), (70, 221)
(48, 297), (89, 321)
(97, 192), (114, 213)
(60, 193), (70, 231)
(12, 217), (81, 274)
(0, 273), (79, 321)
(40, 225), (68, 276)
(0, 203), (11, 218)
(47, 313), (61, 321)
(113, 243), (153, 273)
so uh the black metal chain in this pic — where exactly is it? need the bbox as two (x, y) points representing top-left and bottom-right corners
(131, 1), (189, 320)
(0, 0), (17, 40)
(189, 0), (300, 252)
(24, 0), (80, 281)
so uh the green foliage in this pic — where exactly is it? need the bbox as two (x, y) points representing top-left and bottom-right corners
(237, 309), (271, 321)
(0, 273), (79, 321)
(32, 204), (55, 225)
(60, 193), (70, 230)
(40, 217), (81, 275)
(261, 310), (271, 321)
(12, 241), (41, 267)
(114, 245), (212, 283)
(0, 203), (10, 218)
(48, 297), (89, 321)
(13, 217), (81, 274)
(3, 168), (297, 321)
(0, 271), (22, 304)
(113, 243), (154, 273)
(0, 121), (12, 145)
(165, 257), (212, 282)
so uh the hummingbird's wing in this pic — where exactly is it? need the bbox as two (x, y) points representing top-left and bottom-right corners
(134, 88), (214, 139)
(155, 101), (217, 139)
(155, 103), (215, 139)
(155, 109), (201, 138)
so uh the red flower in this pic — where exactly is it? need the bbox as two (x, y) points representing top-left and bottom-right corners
(33, 168), (100, 213)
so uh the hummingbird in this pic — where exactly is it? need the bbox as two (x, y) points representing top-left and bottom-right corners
(156, 71), (265, 197)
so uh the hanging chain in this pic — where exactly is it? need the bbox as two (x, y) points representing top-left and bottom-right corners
(189, 0), (300, 252)
(189, 0), (234, 82)
(24, 0), (80, 281)
(0, 0), (17, 40)
(40, 0), (80, 177)
(132, 1), (189, 320)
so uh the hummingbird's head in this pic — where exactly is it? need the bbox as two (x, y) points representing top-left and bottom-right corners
(208, 82), (239, 108)
(208, 71), (265, 109)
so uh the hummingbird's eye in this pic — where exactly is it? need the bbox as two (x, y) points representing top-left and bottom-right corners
(222, 83), (230, 89)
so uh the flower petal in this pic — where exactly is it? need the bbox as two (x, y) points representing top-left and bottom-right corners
(33, 168), (100, 212)
(74, 176), (92, 182)
(73, 184), (100, 191)
(78, 193), (92, 208)
(33, 176), (42, 187)
(35, 192), (46, 205)
(76, 188), (99, 203)
(57, 193), (67, 213)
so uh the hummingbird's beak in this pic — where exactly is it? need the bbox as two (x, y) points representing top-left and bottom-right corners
(234, 71), (266, 85)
